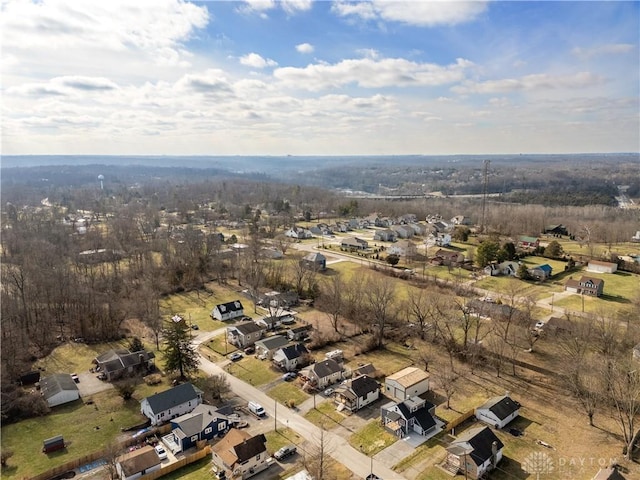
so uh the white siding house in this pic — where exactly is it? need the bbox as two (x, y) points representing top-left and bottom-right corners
(211, 301), (245, 321)
(40, 374), (80, 407)
(475, 395), (521, 429)
(140, 383), (202, 425)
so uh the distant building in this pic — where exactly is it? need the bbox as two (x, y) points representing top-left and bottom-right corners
(587, 260), (617, 274)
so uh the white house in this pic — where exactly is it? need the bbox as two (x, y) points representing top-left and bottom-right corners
(587, 260), (618, 274)
(302, 358), (343, 389)
(285, 226), (312, 239)
(381, 396), (443, 440)
(254, 335), (289, 360)
(40, 374), (80, 407)
(141, 383), (202, 425)
(211, 300), (245, 321)
(227, 321), (265, 348)
(333, 374), (379, 412)
(475, 394), (521, 429)
(445, 426), (504, 479)
(385, 367), (430, 401)
(211, 429), (268, 479)
(387, 240), (417, 258)
(116, 446), (162, 480)
(272, 344), (309, 372)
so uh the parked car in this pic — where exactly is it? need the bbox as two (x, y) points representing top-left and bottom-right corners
(154, 444), (168, 460)
(273, 445), (297, 460)
(244, 346), (255, 354)
(229, 352), (243, 361)
(281, 317), (295, 325)
(191, 324), (199, 330)
(323, 387), (335, 396)
(534, 321), (545, 330)
(282, 372), (297, 382)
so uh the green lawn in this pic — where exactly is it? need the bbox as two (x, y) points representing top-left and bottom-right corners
(267, 382), (309, 408)
(34, 340), (132, 374)
(264, 428), (304, 454)
(205, 334), (238, 356)
(304, 401), (345, 430)
(349, 420), (397, 456)
(160, 289), (226, 332)
(1, 390), (145, 479)
(226, 356), (281, 386)
(160, 457), (212, 480)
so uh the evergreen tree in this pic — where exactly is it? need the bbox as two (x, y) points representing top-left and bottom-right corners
(476, 240), (500, 267)
(162, 318), (199, 379)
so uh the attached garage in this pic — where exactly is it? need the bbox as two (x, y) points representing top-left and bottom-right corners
(40, 373), (80, 407)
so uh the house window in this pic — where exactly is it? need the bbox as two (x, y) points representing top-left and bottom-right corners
(218, 422), (226, 431)
(256, 454), (261, 460)
(191, 435), (198, 442)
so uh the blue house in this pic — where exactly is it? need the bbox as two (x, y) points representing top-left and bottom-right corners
(527, 263), (552, 280)
(166, 404), (230, 453)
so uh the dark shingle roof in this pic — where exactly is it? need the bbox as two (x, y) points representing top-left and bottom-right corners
(350, 375), (379, 398)
(311, 358), (342, 378)
(118, 446), (161, 477)
(233, 433), (267, 462)
(172, 404), (227, 438)
(280, 344), (308, 360)
(234, 321), (263, 335)
(452, 426), (504, 466)
(478, 395), (520, 421)
(144, 383), (200, 414)
(216, 301), (244, 313)
(256, 335), (289, 351)
(413, 407), (436, 431)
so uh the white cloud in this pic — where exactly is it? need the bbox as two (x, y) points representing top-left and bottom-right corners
(453, 72), (606, 94)
(274, 57), (473, 90)
(239, 53), (278, 69)
(8, 76), (120, 97)
(238, 0), (312, 16)
(281, 0), (313, 14)
(332, 0), (488, 26)
(296, 43), (315, 54)
(572, 44), (635, 59)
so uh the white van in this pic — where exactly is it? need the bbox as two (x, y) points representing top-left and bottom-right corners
(248, 401), (265, 416)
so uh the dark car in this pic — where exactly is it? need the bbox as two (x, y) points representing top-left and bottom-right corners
(229, 352), (243, 361)
(282, 372), (297, 382)
(243, 346), (255, 354)
(273, 445), (297, 460)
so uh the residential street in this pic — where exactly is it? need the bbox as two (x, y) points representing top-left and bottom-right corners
(196, 352), (407, 480)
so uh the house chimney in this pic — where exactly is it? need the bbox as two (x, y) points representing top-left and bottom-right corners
(505, 390), (510, 398)
(491, 441), (498, 467)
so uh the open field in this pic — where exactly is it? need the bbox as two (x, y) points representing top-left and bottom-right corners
(304, 401), (346, 430)
(160, 288), (229, 332)
(226, 356), (281, 386)
(349, 420), (397, 456)
(267, 382), (310, 408)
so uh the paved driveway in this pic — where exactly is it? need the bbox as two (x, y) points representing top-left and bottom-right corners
(77, 372), (113, 397)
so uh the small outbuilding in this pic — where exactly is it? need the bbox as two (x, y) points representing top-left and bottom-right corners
(475, 394), (521, 429)
(40, 373), (80, 407)
(385, 367), (429, 401)
(116, 445), (162, 480)
(42, 435), (65, 453)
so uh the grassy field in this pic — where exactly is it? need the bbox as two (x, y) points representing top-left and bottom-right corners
(304, 401), (346, 430)
(267, 382), (310, 408)
(160, 289), (227, 332)
(349, 420), (397, 456)
(1, 390), (145, 479)
(393, 435), (446, 473)
(226, 356), (281, 386)
(264, 428), (304, 454)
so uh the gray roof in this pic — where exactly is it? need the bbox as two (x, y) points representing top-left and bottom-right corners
(172, 404), (227, 438)
(95, 348), (130, 364)
(233, 321), (264, 335)
(256, 335), (289, 351)
(350, 375), (379, 398)
(40, 373), (79, 399)
(311, 358), (342, 378)
(143, 383), (200, 414)
(279, 343), (309, 360)
(449, 426), (504, 466)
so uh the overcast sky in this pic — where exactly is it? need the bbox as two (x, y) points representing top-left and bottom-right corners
(2, 0), (639, 156)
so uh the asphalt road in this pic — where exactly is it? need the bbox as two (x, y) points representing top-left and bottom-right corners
(196, 352), (407, 480)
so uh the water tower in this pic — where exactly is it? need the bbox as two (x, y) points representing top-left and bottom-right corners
(98, 174), (104, 190)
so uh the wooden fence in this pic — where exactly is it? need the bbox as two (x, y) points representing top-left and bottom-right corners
(26, 424), (172, 480)
(444, 408), (475, 434)
(137, 447), (211, 480)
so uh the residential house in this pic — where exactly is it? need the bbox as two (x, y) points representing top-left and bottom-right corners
(381, 396), (442, 440)
(408, 222), (428, 236)
(387, 240), (417, 258)
(497, 261), (519, 277)
(301, 252), (327, 271)
(94, 349), (155, 381)
(391, 224), (414, 239)
(385, 367), (430, 401)
(353, 363), (377, 378)
(256, 314), (294, 331)
(333, 374), (380, 412)
(587, 260), (618, 274)
(544, 224), (568, 236)
(450, 215), (472, 226)
(341, 237), (369, 250)
(211, 429), (268, 480)
(261, 247), (284, 259)
(301, 358), (343, 390)
(399, 213), (418, 224)
(258, 291), (299, 309)
(40, 373), (80, 407)
(466, 300), (523, 322)
(432, 221), (449, 232)
(287, 324), (313, 341)
(433, 232), (452, 247)
(517, 236), (539, 249)
(140, 382), (202, 426)
(565, 276), (604, 297)
(632, 231), (640, 243)
(254, 335), (290, 360)
(285, 226), (312, 239)
(333, 221), (350, 233)
(116, 446), (162, 480)
(211, 301), (245, 321)
(527, 264), (552, 281)
(272, 344), (310, 372)
(166, 404), (230, 453)
(374, 229), (397, 242)
(430, 249), (464, 266)
(475, 394), (521, 429)
(309, 224), (332, 236)
(347, 218), (363, 230)
(227, 322), (265, 348)
(445, 426), (504, 480)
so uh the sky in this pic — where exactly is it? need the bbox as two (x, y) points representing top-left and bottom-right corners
(2, 0), (639, 156)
